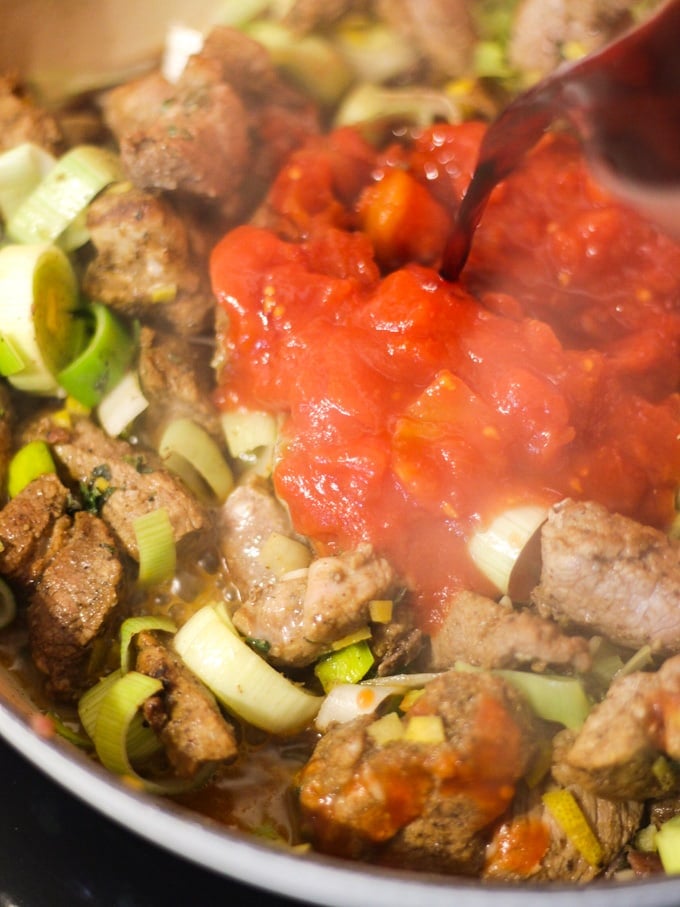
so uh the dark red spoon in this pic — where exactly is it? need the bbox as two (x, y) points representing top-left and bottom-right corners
(441, 0), (680, 281)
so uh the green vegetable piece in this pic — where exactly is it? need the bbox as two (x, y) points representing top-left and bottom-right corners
(7, 440), (56, 498)
(57, 302), (135, 408)
(315, 640), (375, 693)
(656, 815), (680, 874)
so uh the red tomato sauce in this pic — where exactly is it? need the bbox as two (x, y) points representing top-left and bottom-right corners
(211, 124), (680, 630)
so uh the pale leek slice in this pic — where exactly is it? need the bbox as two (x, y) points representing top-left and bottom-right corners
(0, 142), (55, 222)
(468, 505), (548, 596)
(158, 418), (234, 502)
(0, 243), (83, 394)
(173, 602), (322, 734)
(7, 145), (123, 248)
(315, 682), (398, 732)
(258, 531), (312, 577)
(220, 409), (278, 458)
(133, 508), (176, 586)
(96, 370), (149, 437)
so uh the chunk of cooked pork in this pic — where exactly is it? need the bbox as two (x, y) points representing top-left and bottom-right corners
(375, 0), (476, 78)
(23, 507), (124, 700)
(135, 630), (238, 778)
(23, 415), (206, 562)
(299, 670), (537, 873)
(426, 589), (592, 673)
(553, 654), (680, 800)
(103, 27), (318, 221)
(83, 184), (215, 334)
(532, 498), (680, 653)
(136, 326), (221, 440)
(232, 544), (398, 667)
(509, 0), (633, 77)
(0, 473), (71, 584)
(0, 74), (63, 154)
(219, 477), (299, 599)
(484, 778), (643, 882)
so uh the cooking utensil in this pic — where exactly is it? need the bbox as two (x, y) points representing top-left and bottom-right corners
(442, 0), (680, 280)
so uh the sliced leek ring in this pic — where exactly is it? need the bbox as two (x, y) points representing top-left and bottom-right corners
(173, 602), (322, 734)
(158, 418), (234, 502)
(7, 144), (123, 249)
(468, 505), (548, 597)
(0, 243), (83, 394)
(57, 302), (136, 408)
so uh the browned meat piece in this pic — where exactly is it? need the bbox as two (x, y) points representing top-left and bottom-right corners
(102, 27), (319, 220)
(375, 0), (476, 79)
(371, 599), (423, 676)
(299, 670), (537, 873)
(509, 0), (634, 77)
(649, 794), (680, 829)
(219, 477), (298, 598)
(136, 327), (221, 440)
(0, 382), (14, 504)
(83, 184), (215, 335)
(553, 654), (680, 800)
(27, 510), (124, 700)
(232, 544), (398, 668)
(0, 74), (63, 154)
(531, 499), (680, 653)
(484, 778), (643, 882)
(135, 630), (238, 778)
(426, 589), (592, 673)
(0, 473), (71, 585)
(24, 416), (207, 562)
(280, 0), (363, 33)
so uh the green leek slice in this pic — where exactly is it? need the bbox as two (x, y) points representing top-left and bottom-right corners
(456, 661), (591, 729)
(119, 615), (178, 673)
(7, 440), (56, 498)
(133, 508), (176, 586)
(314, 640), (375, 693)
(158, 418), (234, 502)
(245, 21), (352, 106)
(0, 334), (28, 377)
(7, 144), (123, 249)
(0, 243), (83, 394)
(78, 669), (160, 762)
(57, 303), (135, 407)
(0, 577), (16, 630)
(173, 602), (322, 734)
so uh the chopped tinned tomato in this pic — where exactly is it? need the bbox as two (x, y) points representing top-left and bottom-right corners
(211, 124), (680, 629)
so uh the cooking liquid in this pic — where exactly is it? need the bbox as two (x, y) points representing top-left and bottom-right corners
(441, 0), (680, 280)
